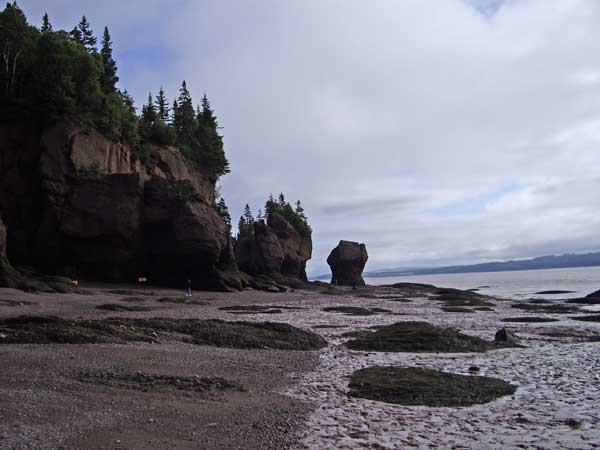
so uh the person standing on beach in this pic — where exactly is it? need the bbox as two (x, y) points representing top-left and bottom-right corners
(186, 279), (192, 297)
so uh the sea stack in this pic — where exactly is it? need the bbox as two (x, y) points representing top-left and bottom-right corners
(327, 240), (368, 287)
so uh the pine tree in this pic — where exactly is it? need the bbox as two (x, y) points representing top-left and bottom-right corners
(69, 26), (83, 44)
(139, 92), (157, 142)
(100, 26), (118, 93)
(172, 81), (196, 149)
(216, 197), (232, 230)
(243, 204), (254, 225)
(195, 93), (230, 176)
(155, 86), (170, 123)
(264, 194), (276, 219)
(77, 16), (97, 51)
(278, 192), (286, 205)
(295, 200), (305, 218)
(41, 13), (52, 33)
(237, 216), (247, 238)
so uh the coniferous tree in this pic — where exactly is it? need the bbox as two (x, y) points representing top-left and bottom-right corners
(216, 197), (232, 230)
(172, 81), (196, 149)
(195, 94), (230, 176)
(41, 13), (52, 32)
(77, 16), (96, 51)
(69, 26), (83, 44)
(155, 86), (170, 123)
(139, 92), (157, 142)
(295, 200), (306, 219)
(243, 204), (254, 225)
(100, 26), (118, 93)
(237, 204), (255, 239)
(237, 216), (247, 238)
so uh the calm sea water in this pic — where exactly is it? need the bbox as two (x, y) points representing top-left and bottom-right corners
(364, 266), (600, 300)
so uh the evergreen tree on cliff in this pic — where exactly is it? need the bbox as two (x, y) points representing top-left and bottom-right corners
(100, 26), (118, 93)
(243, 204), (254, 225)
(77, 16), (97, 51)
(41, 13), (52, 33)
(155, 86), (170, 123)
(216, 198), (232, 231)
(237, 204), (254, 238)
(173, 81), (196, 150)
(139, 92), (157, 142)
(195, 94), (230, 176)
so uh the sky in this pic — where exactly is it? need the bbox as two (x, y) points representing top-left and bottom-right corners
(18, 0), (600, 276)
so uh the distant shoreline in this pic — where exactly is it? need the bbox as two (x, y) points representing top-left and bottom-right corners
(311, 252), (600, 280)
(365, 263), (600, 278)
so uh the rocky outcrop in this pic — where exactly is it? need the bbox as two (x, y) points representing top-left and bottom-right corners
(587, 289), (600, 298)
(234, 213), (312, 283)
(494, 328), (521, 346)
(0, 119), (240, 290)
(327, 240), (368, 286)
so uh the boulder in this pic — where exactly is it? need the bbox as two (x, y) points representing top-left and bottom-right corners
(495, 328), (521, 346)
(327, 240), (368, 286)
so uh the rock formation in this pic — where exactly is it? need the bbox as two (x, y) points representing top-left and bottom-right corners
(234, 213), (312, 285)
(327, 240), (368, 286)
(494, 328), (521, 346)
(587, 289), (600, 298)
(0, 119), (240, 290)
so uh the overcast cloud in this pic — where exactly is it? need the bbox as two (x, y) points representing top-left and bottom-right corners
(20, 0), (600, 275)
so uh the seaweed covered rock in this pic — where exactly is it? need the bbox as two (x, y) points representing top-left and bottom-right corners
(0, 316), (328, 350)
(345, 321), (509, 353)
(495, 328), (521, 346)
(348, 366), (517, 406)
(327, 240), (368, 287)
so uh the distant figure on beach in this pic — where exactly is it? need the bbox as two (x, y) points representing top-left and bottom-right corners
(186, 279), (192, 297)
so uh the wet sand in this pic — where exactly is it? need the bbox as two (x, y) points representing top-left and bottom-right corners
(1, 283), (600, 449)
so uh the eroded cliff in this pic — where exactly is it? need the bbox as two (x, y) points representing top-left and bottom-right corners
(0, 119), (240, 290)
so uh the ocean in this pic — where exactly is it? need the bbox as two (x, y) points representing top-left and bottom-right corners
(364, 266), (600, 300)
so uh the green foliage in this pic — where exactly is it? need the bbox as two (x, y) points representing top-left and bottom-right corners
(170, 180), (197, 202)
(41, 13), (52, 33)
(237, 204), (254, 239)
(139, 91), (175, 146)
(155, 86), (169, 123)
(77, 16), (96, 51)
(78, 161), (102, 178)
(265, 193), (312, 237)
(216, 197), (232, 231)
(100, 26), (118, 93)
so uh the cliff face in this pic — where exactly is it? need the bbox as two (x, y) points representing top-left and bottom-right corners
(235, 213), (312, 282)
(0, 119), (239, 290)
(0, 216), (6, 258)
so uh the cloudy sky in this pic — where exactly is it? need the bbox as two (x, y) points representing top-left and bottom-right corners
(20, 0), (600, 275)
